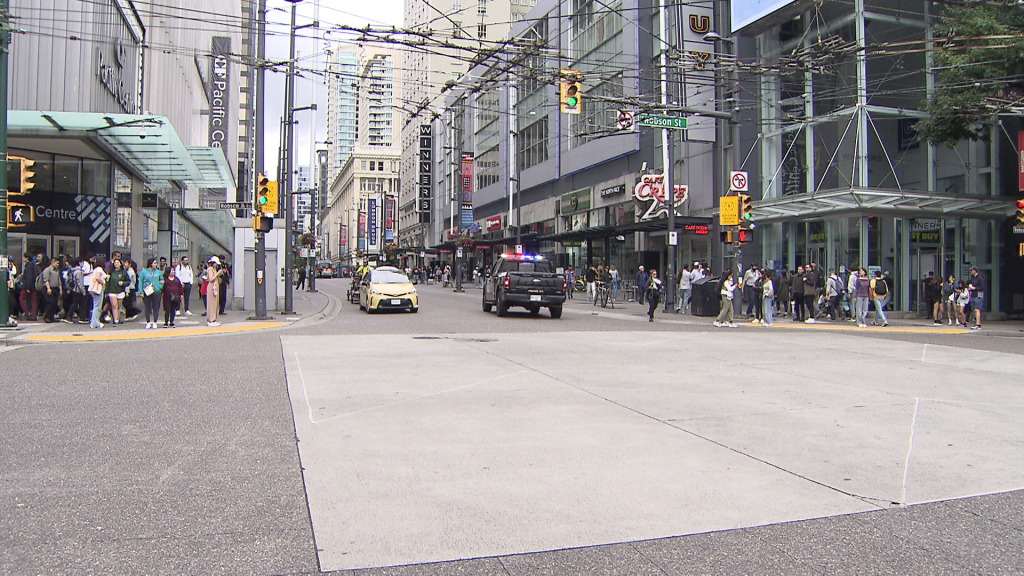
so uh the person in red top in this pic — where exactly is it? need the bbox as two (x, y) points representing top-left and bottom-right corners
(162, 267), (184, 327)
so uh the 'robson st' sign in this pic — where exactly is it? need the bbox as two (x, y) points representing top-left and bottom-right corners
(636, 113), (687, 130)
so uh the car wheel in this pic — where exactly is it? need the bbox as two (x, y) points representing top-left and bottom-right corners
(411, 307), (418, 313)
(496, 297), (508, 317)
(482, 293), (493, 312)
(549, 305), (562, 319)
(529, 306), (540, 316)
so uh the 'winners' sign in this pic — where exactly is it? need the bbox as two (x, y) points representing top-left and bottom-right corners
(634, 174), (688, 220)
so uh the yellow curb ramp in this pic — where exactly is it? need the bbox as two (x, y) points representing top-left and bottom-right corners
(756, 322), (966, 335)
(26, 322), (288, 342)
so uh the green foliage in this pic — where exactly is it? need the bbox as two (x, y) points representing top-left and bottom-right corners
(915, 1), (1024, 146)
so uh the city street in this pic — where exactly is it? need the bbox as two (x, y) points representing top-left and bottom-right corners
(2, 279), (1023, 575)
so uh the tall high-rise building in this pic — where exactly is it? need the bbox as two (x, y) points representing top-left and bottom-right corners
(326, 45), (360, 182)
(398, 0), (536, 254)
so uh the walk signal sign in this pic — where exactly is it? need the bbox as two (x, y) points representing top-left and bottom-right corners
(1016, 198), (1024, 226)
(739, 193), (753, 222)
(560, 70), (582, 114)
(19, 158), (38, 194)
(738, 227), (754, 244)
(257, 173), (279, 216)
(719, 196), (740, 226)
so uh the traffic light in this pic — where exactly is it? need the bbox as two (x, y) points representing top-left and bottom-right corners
(1016, 198), (1024, 226)
(257, 173), (279, 215)
(560, 70), (582, 114)
(253, 214), (273, 233)
(738, 227), (754, 244)
(19, 158), (38, 194)
(720, 229), (734, 244)
(739, 193), (753, 222)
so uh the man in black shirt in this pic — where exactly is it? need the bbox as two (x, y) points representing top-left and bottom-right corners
(968, 266), (987, 330)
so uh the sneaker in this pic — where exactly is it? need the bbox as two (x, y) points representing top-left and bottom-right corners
(60, 318), (73, 324)
(169, 323), (175, 328)
(713, 321), (722, 327)
(175, 310), (181, 316)
(127, 314), (139, 321)
(971, 325), (981, 330)
(858, 323), (867, 328)
(728, 323), (738, 328)
(207, 321), (221, 327)
(883, 323), (889, 327)
(805, 318), (815, 324)
(162, 323), (169, 328)
(185, 311), (193, 316)
(948, 319), (952, 326)
(934, 320), (941, 325)
(751, 319), (761, 324)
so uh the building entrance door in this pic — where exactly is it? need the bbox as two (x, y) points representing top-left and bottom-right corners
(54, 236), (80, 259)
(9, 234), (51, 265)
(912, 248), (939, 315)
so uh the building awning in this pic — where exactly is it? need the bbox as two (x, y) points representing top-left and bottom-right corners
(746, 188), (1016, 224)
(538, 216), (713, 243)
(8, 110), (235, 189)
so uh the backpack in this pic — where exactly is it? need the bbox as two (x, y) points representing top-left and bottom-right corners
(66, 269), (79, 293)
(874, 277), (888, 296)
(35, 270), (46, 292)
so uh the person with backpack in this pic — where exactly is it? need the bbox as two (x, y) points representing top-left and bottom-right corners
(825, 268), (842, 321)
(18, 253), (39, 321)
(60, 258), (87, 324)
(870, 270), (889, 327)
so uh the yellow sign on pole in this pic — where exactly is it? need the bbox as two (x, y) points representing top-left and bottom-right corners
(720, 196), (740, 226)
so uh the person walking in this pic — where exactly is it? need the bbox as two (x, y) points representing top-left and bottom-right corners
(675, 264), (692, 313)
(825, 268), (842, 320)
(609, 264), (620, 302)
(761, 269), (775, 327)
(138, 258), (164, 329)
(61, 258), (87, 324)
(162, 267), (184, 327)
(296, 265), (307, 291)
(87, 263), (108, 329)
(870, 271), (889, 327)
(18, 253), (39, 321)
(565, 266), (575, 299)
(853, 268), (871, 327)
(645, 269), (663, 322)
(205, 257), (225, 326)
(584, 265), (597, 301)
(175, 256), (195, 316)
(635, 266), (648, 305)
(40, 257), (63, 323)
(714, 269), (738, 327)
(968, 266), (986, 330)
(105, 257), (130, 326)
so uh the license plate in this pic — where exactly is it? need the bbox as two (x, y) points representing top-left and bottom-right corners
(391, 299), (402, 305)
(530, 295), (542, 301)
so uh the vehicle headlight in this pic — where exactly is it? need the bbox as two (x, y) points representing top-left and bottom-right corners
(370, 288), (382, 295)
(409, 288), (417, 294)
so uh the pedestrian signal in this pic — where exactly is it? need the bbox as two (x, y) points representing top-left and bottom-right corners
(1016, 198), (1024, 226)
(20, 158), (38, 194)
(720, 229), (734, 244)
(560, 70), (582, 114)
(739, 193), (753, 222)
(738, 227), (754, 244)
(257, 173), (279, 215)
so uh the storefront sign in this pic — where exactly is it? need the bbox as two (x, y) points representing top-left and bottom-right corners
(384, 196), (395, 242)
(97, 38), (136, 113)
(418, 125), (432, 217)
(208, 37), (231, 149)
(486, 216), (502, 231)
(141, 193), (158, 209)
(634, 175), (687, 220)
(560, 189), (592, 214)
(912, 219), (941, 243)
(368, 199), (378, 248)
(600, 184), (626, 198)
(683, 223), (709, 235)
(461, 153), (474, 229)
(5, 191), (112, 255)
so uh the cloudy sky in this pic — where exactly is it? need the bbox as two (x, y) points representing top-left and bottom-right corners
(262, 0), (403, 181)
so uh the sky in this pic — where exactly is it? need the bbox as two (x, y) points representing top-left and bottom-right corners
(262, 0), (403, 182)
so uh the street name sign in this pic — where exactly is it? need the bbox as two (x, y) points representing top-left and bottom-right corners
(219, 202), (251, 210)
(636, 114), (687, 129)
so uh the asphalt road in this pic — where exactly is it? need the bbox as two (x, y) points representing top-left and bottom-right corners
(1, 278), (1021, 575)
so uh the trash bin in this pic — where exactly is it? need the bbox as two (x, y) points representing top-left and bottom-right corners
(691, 276), (721, 317)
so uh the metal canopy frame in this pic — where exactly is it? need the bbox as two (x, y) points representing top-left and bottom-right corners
(8, 110), (235, 189)
(750, 188), (1015, 223)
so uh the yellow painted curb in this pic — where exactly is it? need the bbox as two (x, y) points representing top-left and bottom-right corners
(26, 322), (288, 342)
(758, 322), (966, 335)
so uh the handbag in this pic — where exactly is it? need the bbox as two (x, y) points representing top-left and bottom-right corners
(143, 284), (155, 296)
(169, 293), (181, 306)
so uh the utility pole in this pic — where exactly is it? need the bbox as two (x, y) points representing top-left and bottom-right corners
(660, 0), (676, 312)
(0, 0), (13, 326)
(251, 0), (269, 320)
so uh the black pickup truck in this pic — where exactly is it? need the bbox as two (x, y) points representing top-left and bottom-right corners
(482, 254), (566, 318)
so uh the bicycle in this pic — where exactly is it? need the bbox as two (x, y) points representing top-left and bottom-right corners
(593, 281), (614, 308)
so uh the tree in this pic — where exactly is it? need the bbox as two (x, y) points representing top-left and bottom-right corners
(915, 1), (1024, 146)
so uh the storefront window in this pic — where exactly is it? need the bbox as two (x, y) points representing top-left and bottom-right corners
(865, 20), (926, 110)
(82, 160), (111, 197)
(53, 155), (80, 194)
(114, 169), (132, 256)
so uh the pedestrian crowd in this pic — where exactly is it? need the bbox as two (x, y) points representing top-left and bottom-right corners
(5, 252), (234, 329)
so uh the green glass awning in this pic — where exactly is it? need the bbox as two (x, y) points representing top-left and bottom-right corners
(8, 110), (235, 189)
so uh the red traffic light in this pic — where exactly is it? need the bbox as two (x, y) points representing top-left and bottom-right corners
(1017, 199), (1024, 209)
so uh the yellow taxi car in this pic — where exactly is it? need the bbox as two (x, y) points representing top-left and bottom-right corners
(358, 266), (419, 313)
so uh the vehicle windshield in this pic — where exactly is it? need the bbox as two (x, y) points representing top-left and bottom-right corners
(497, 260), (553, 273)
(370, 270), (410, 284)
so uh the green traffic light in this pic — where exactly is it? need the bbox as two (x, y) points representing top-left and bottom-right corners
(259, 196), (268, 205)
(567, 96), (578, 107)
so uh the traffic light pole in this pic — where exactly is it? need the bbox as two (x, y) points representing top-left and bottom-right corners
(251, 0), (269, 320)
(659, 0), (675, 313)
(0, 0), (13, 327)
